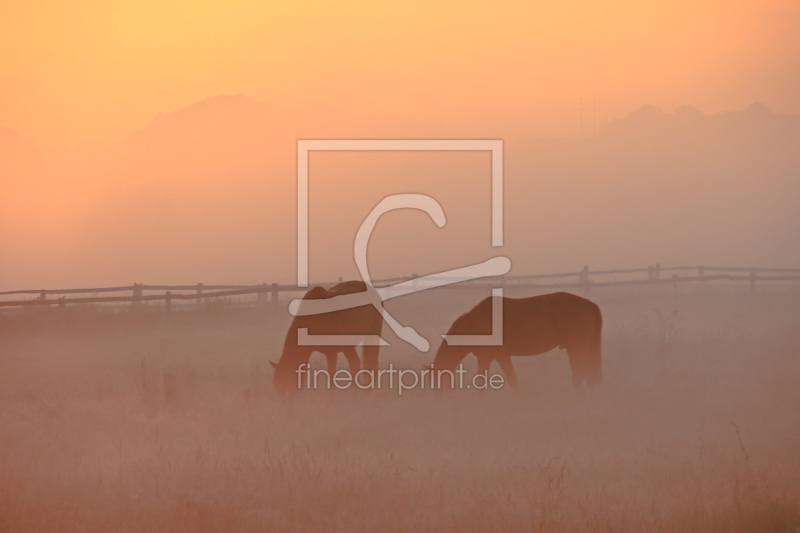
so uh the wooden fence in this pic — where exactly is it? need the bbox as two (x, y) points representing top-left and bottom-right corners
(1, 263), (800, 312)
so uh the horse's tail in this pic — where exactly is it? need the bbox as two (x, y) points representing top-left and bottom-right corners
(589, 303), (603, 386)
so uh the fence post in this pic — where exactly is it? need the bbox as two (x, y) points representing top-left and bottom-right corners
(655, 263), (661, 280)
(58, 297), (66, 310)
(40, 289), (47, 302)
(196, 283), (204, 308)
(672, 274), (679, 296)
(697, 266), (706, 290)
(132, 283), (142, 307)
(580, 265), (590, 294)
(165, 291), (172, 313)
(271, 283), (279, 306)
(750, 269), (757, 292)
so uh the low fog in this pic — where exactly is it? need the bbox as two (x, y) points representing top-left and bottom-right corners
(1, 285), (799, 531)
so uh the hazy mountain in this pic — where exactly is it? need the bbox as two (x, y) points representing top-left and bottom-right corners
(117, 95), (278, 180)
(1, 100), (799, 289)
(601, 102), (799, 148)
(113, 95), (373, 183)
(507, 103), (800, 273)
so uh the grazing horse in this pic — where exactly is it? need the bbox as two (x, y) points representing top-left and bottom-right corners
(431, 292), (602, 391)
(270, 280), (383, 394)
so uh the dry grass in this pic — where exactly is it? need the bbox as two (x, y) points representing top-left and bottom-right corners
(1, 289), (799, 532)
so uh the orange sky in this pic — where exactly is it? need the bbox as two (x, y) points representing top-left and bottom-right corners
(1, 0), (797, 144)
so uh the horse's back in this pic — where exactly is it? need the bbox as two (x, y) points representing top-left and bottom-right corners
(303, 280), (367, 300)
(465, 292), (600, 354)
(295, 280), (380, 337)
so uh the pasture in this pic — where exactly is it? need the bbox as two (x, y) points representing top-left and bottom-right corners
(1, 288), (799, 532)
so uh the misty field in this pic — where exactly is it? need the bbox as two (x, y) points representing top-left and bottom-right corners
(1, 288), (799, 532)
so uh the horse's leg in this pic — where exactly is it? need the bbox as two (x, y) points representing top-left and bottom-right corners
(476, 355), (491, 391)
(342, 346), (360, 374)
(495, 355), (518, 392)
(359, 344), (379, 390)
(566, 348), (586, 389)
(361, 344), (379, 371)
(324, 351), (337, 374)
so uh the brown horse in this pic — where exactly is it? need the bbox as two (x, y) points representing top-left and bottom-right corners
(270, 280), (383, 394)
(431, 292), (602, 391)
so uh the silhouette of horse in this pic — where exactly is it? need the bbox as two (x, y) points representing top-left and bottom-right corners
(431, 292), (602, 391)
(270, 280), (383, 394)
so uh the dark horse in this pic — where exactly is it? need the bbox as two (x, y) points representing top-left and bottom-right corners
(431, 292), (602, 391)
(271, 280), (383, 394)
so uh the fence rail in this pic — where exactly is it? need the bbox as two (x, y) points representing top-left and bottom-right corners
(2, 263), (800, 311)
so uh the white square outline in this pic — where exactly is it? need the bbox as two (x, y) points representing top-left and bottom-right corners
(296, 139), (504, 288)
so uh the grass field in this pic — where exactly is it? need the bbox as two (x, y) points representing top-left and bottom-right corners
(1, 288), (799, 532)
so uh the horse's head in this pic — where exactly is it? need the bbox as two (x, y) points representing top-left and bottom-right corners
(270, 358), (301, 395)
